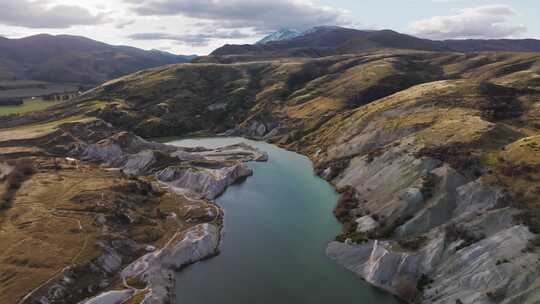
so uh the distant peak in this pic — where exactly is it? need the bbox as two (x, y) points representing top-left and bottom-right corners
(27, 33), (54, 39)
(256, 28), (302, 44)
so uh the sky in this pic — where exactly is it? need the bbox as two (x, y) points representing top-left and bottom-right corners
(0, 0), (539, 55)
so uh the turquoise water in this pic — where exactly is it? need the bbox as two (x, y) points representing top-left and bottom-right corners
(168, 137), (400, 304)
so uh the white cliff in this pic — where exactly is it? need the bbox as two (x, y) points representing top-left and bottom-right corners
(322, 137), (540, 303)
(80, 224), (220, 304)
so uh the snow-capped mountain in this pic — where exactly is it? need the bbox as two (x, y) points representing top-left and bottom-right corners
(256, 28), (302, 44)
(301, 25), (345, 36)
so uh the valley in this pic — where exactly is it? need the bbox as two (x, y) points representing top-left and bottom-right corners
(1, 27), (540, 304)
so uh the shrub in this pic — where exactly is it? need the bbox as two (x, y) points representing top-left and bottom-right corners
(420, 173), (439, 199)
(0, 200), (9, 210)
(393, 276), (419, 302)
(16, 160), (35, 176)
(335, 231), (368, 244)
(445, 224), (484, 251)
(399, 236), (428, 251)
(417, 273), (434, 291)
(333, 186), (358, 222)
(1, 159), (35, 207)
(6, 173), (21, 190)
(372, 215), (414, 239)
(285, 63), (325, 91)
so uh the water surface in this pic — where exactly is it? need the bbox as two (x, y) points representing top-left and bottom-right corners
(168, 137), (400, 304)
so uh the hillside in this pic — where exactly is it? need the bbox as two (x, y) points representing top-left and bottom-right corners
(209, 27), (540, 60)
(1, 49), (540, 303)
(82, 50), (540, 303)
(0, 34), (195, 84)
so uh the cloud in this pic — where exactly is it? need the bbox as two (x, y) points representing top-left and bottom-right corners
(0, 0), (105, 29)
(116, 20), (136, 29)
(128, 30), (251, 46)
(408, 5), (526, 40)
(126, 0), (348, 32)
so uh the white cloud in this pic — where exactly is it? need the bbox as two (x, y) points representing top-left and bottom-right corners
(408, 5), (527, 40)
(126, 0), (349, 32)
(0, 0), (105, 29)
(128, 30), (251, 46)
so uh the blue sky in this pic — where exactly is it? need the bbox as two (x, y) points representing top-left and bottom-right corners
(0, 0), (538, 55)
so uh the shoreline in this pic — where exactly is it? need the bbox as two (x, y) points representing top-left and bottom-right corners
(4, 119), (539, 304)
(0, 121), (267, 304)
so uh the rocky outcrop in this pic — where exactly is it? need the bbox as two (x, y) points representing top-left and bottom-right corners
(328, 222), (538, 303)
(327, 240), (422, 302)
(224, 120), (284, 141)
(58, 121), (267, 200)
(82, 224), (220, 304)
(0, 162), (13, 179)
(423, 225), (537, 304)
(81, 290), (134, 304)
(3, 120), (266, 304)
(323, 139), (540, 303)
(355, 216), (379, 233)
(196, 143), (268, 162)
(156, 163), (252, 199)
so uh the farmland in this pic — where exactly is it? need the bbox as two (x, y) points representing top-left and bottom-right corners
(0, 98), (62, 115)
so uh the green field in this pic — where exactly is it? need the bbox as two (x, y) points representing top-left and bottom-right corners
(0, 98), (61, 115)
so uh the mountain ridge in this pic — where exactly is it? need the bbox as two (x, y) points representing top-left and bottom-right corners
(212, 27), (540, 59)
(0, 34), (195, 85)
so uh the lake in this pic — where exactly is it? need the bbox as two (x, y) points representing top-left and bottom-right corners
(168, 137), (400, 304)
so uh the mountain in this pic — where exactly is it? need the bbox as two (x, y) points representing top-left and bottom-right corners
(257, 28), (302, 44)
(211, 27), (444, 57)
(0, 34), (195, 84)
(211, 26), (540, 59)
(441, 38), (540, 52)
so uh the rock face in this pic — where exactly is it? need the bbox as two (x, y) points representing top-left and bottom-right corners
(197, 143), (269, 162)
(156, 163), (252, 199)
(56, 121), (267, 200)
(80, 290), (134, 304)
(423, 225), (537, 304)
(355, 216), (379, 233)
(125, 223), (220, 304)
(322, 139), (540, 303)
(0, 162), (13, 179)
(81, 224), (220, 304)
(327, 240), (421, 300)
(328, 223), (538, 303)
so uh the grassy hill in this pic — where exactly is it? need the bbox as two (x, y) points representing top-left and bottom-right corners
(0, 34), (195, 85)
